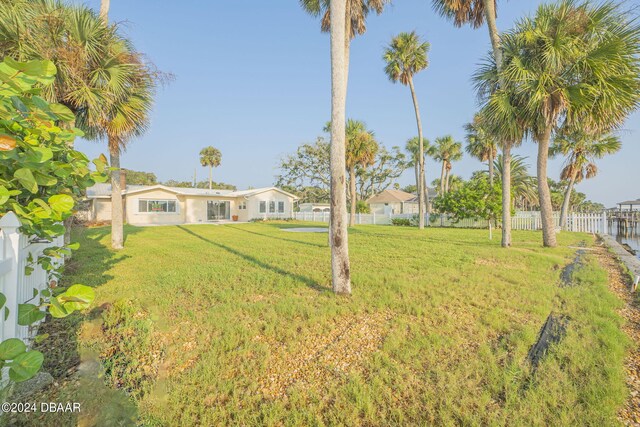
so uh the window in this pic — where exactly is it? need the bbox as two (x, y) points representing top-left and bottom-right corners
(138, 199), (177, 213)
(239, 201), (247, 210)
(278, 201), (285, 213)
(259, 201), (266, 213)
(269, 201), (276, 213)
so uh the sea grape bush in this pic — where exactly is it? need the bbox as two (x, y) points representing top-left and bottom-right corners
(0, 57), (107, 383)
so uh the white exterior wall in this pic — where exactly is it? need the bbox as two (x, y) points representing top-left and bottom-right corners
(125, 189), (185, 226)
(94, 198), (113, 221)
(246, 190), (294, 220)
(184, 197), (239, 223)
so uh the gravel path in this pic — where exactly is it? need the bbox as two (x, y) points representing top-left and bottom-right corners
(594, 243), (640, 426)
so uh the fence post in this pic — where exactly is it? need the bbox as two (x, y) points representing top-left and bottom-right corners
(373, 212), (376, 225)
(602, 211), (608, 234)
(0, 212), (21, 341)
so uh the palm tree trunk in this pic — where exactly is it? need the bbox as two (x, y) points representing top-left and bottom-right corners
(209, 165), (213, 190)
(439, 161), (446, 195)
(349, 166), (357, 226)
(329, 0), (350, 295)
(444, 166), (450, 193)
(559, 174), (576, 230)
(483, 0), (502, 71)
(501, 144), (512, 247)
(488, 152), (494, 186)
(537, 126), (557, 247)
(407, 78), (425, 229)
(110, 146), (124, 250)
(99, 0), (110, 23)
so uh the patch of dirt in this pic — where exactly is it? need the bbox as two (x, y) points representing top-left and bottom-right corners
(257, 310), (393, 399)
(594, 244), (640, 426)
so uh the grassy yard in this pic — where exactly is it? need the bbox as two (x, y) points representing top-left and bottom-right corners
(21, 222), (629, 426)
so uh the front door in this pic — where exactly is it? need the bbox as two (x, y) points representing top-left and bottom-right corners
(207, 201), (230, 221)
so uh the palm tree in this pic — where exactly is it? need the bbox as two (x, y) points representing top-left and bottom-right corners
(433, 0), (510, 245)
(493, 154), (537, 210)
(493, 1), (640, 247)
(98, 0), (157, 250)
(430, 136), (462, 195)
(328, 0), (351, 295)
(199, 147), (222, 190)
(465, 111), (498, 238)
(383, 32), (430, 229)
(550, 130), (621, 229)
(346, 120), (378, 226)
(405, 137), (431, 213)
(465, 113), (497, 185)
(0, 0), (158, 250)
(300, 0), (389, 81)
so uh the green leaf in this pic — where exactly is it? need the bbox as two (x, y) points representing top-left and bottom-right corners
(9, 351), (44, 382)
(26, 146), (53, 163)
(57, 284), (94, 311)
(0, 293), (5, 310)
(0, 338), (26, 360)
(67, 242), (80, 250)
(14, 168), (38, 193)
(48, 194), (74, 213)
(17, 304), (45, 326)
(48, 103), (74, 122)
(48, 297), (68, 318)
(4, 307), (9, 321)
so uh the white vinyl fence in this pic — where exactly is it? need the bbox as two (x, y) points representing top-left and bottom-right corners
(0, 212), (63, 345)
(293, 211), (609, 234)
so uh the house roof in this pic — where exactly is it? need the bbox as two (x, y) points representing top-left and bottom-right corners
(85, 184), (297, 199)
(367, 188), (436, 204)
(617, 199), (640, 206)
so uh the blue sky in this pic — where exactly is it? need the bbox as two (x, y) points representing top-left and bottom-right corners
(73, 0), (639, 207)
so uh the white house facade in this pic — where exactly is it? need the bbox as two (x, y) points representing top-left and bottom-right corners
(84, 184), (298, 226)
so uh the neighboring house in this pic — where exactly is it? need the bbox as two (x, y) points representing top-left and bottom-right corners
(298, 203), (330, 213)
(367, 188), (437, 215)
(84, 183), (298, 225)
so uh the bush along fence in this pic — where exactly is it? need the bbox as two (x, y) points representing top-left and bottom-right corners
(0, 213), (95, 386)
(0, 58), (104, 389)
(293, 211), (610, 234)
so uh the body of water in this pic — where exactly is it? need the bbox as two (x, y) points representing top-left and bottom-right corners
(609, 221), (640, 260)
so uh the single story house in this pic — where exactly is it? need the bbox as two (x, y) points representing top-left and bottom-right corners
(84, 183), (298, 225)
(298, 203), (331, 213)
(367, 188), (437, 215)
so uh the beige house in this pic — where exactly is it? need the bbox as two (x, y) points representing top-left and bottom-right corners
(84, 183), (298, 226)
(367, 188), (436, 215)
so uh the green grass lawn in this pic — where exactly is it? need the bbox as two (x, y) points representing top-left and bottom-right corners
(27, 223), (629, 426)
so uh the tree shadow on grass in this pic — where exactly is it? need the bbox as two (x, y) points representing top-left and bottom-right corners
(177, 226), (331, 294)
(224, 224), (327, 249)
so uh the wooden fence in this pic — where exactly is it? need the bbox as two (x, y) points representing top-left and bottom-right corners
(293, 211), (609, 234)
(0, 212), (63, 346)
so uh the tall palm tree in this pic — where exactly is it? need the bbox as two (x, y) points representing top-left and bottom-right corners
(0, 0), (157, 250)
(346, 120), (378, 226)
(405, 137), (431, 213)
(493, 0), (640, 247)
(300, 0), (389, 81)
(383, 31), (430, 229)
(430, 136), (462, 195)
(493, 154), (537, 210)
(98, 0), (156, 250)
(433, 0), (511, 245)
(329, 0), (351, 295)
(464, 113), (497, 185)
(199, 147), (222, 190)
(550, 130), (621, 229)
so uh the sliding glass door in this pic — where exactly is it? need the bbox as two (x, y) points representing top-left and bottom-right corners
(207, 201), (230, 221)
